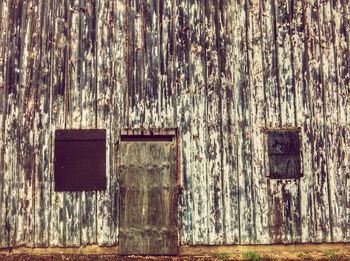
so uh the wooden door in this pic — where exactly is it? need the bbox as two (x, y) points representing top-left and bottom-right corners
(119, 137), (178, 255)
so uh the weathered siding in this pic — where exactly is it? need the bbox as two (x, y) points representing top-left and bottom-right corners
(0, 0), (350, 248)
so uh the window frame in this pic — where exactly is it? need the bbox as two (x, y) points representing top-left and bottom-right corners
(264, 128), (303, 179)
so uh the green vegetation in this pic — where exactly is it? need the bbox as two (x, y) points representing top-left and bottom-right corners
(324, 250), (338, 260)
(211, 252), (231, 260)
(242, 251), (261, 261)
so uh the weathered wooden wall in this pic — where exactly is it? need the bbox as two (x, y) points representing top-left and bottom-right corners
(0, 0), (349, 248)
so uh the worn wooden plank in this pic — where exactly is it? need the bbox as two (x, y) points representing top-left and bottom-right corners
(344, 0), (350, 241)
(219, 0), (240, 244)
(0, 0), (10, 248)
(291, 0), (316, 243)
(113, 0), (127, 130)
(0, 1), (10, 247)
(305, 0), (331, 242)
(16, 0), (39, 246)
(247, 0), (270, 244)
(63, 0), (83, 246)
(1, 0), (25, 247)
(188, 0), (208, 245)
(79, 0), (97, 246)
(143, 0), (160, 128)
(159, 0), (176, 128)
(237, 0), (255, 244)
(175, 0), (192, 245)
(276, 0), (296, 126)
(205, 0), (224, 245)
(33, 0), (53, 246)
(111, 0), (127, 244)
(260, 0), (280, 128)
(126, 0), (144, 128)
(96, 1), (117, 245)
(318, 0), (338, 243)
(49, 0), (68, 246)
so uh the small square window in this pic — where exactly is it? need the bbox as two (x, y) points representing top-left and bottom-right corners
(54, 129), (106, 191)
(267, 130), (302, 179)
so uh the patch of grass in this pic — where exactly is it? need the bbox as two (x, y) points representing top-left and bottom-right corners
(242, 251), (261, 261)
(324, 250), (338, 260)
(211, 252), (231, 260)
(296, 252), (307, 258)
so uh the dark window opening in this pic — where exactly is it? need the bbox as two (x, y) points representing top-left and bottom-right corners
(54, 129), (106, 191)
(267, 130), (302, 179)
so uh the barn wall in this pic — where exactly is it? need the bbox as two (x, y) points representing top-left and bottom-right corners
(0, 0), (349, 248)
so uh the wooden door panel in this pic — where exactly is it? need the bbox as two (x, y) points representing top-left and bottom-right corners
(119, 140), (178, 255)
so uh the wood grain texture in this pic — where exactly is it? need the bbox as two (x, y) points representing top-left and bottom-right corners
(0, 0), (8, 248)
(247, 0), (270, 244)
(220, 0), (239, 244)
(0, 0), (349, 248)
(33, 0), (54, 247)
(49, 0), (67, 246)
(237, 0), (255, 244)
(175, 0), (192, 245)
(188, 0), (208, 245)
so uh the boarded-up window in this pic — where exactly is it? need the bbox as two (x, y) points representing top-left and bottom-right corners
(267, 130), (302, 179)
(54, 129), (106, 191)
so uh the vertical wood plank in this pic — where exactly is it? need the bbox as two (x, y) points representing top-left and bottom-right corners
(220, 0), (240, 244)
(79, 0), (97, 246)
(1, 0), (24, 247)
(205, 0), (224, 244)
(319, 0), (338, 242)
(292, 0), (315, 243)
(259, 0), (282, 244)
(175, 0), (192, 245)
(237, 0), (255, 244)
(143, 0), (159, 128)
(126, 0), (144, 128)
(63, 0), (81, 246)
(115, 0), (127, 130)
(12, 0), (28, 246)
(96, 0), (111, 245)
(159, 0), (176, 128)
(276, 0), (296, 126)
(96, 0), (111, 246)
(0, 0), (10, 248)
(344, 0), (350, 241)
(0, 0), (5, 247)
(96, 0), (124, 246)
(188, 0), (208, 245)
(34, 0), (54, 246)
(49, 0), (68, 246)
(260, 0), (280, 128)
(305, 0), (331, 242)
(16, 0), (40, 246)
(108, 0), (127, 245)
(247, 0), (270, 244)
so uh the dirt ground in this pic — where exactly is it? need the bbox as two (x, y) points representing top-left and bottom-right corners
(0, 253), (350, 261)
(1, 244), (350, 260)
